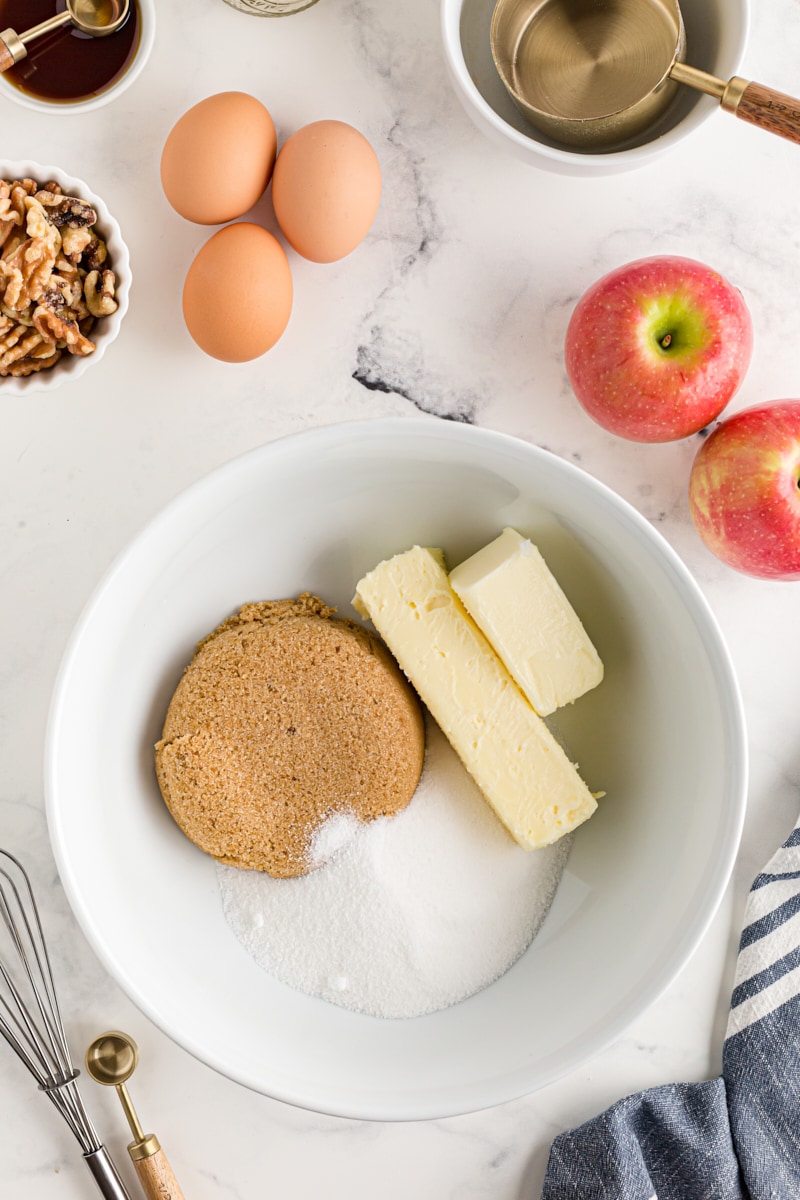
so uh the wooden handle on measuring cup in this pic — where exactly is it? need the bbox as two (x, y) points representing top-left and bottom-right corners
(727, 78), (800, 145)
(131, 1144), (186, 1200)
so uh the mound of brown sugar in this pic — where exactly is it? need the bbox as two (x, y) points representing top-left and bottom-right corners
(154, 594), (425, 877)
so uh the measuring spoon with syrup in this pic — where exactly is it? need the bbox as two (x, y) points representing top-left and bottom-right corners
(0, 0), (139, 104)
(0, 0), (129, 74)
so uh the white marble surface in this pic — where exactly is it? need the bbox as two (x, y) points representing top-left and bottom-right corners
(2, 0), (800, 1195)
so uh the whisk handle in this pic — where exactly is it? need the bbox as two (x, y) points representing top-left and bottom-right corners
(133, 1146), (186, 1200)
(83, 1146), (136, 1200)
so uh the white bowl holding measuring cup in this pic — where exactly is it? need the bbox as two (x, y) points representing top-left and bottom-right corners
(441, 0), (750, 174)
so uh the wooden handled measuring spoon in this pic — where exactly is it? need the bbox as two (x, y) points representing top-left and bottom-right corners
(85, 1031), (186, 1200)
(0, 0), (130, 73)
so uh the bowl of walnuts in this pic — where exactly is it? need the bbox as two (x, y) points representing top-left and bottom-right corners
(0, 160), (130, 394)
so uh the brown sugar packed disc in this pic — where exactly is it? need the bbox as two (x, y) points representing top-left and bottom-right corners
(154, 594), (425, 878)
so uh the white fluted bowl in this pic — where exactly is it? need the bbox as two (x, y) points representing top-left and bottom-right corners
(0, 160), (130, 396)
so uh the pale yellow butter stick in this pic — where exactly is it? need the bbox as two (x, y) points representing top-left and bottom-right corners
(353, 546), (597, 850)
(449, 527), (604, 717)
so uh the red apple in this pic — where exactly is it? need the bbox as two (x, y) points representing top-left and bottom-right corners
(564, 256), (753, 442)
(688, 400), (800, 580)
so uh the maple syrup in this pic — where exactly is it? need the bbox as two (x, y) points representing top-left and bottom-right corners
(0, 0), (140, 103)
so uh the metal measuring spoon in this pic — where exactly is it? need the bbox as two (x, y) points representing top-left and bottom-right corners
(0, 0), (130, 74)
(85, 1031), (186, 1200)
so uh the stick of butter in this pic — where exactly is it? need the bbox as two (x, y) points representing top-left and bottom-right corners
(449, 527), (603, 717)
(353, 546), (597, 850)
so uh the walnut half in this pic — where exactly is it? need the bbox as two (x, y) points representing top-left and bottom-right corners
(32, 304), (95, 357)
(84, 269), (118, 319)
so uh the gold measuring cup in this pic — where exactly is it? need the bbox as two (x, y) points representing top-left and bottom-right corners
(490, 0), (800, 150)
(85, 1031), (186, 1200)
(0, 0), (130, 74)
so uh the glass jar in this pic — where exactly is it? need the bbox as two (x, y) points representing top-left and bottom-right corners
(222, 0), (319, 14)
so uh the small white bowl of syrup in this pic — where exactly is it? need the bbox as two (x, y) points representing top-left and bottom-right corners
(0, 0), (154, 112)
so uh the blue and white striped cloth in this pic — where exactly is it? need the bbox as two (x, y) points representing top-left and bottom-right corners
(542, 817), (800, 1199)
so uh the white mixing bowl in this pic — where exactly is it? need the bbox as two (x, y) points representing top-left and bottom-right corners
(45, 419), (747, 1119)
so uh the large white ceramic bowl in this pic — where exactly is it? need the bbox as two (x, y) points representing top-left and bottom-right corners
(0, 160), (130, 396)
(45, 419), (747, 1120)
(441, 0), (750, 174)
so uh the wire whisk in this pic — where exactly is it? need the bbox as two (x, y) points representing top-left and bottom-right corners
(0, 848), (134, 1199)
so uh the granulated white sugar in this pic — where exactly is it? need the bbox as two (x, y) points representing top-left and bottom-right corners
(306, 810), (361, 869)
(217, 718), (570, 1019)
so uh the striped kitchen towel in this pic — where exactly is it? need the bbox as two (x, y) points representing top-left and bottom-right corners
(541, 817), (800, 1199)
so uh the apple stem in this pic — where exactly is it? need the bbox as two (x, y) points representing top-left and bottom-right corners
(659, 333), (673, 349)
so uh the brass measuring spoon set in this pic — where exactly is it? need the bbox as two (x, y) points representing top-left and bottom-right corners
(0, 0), (129, 75)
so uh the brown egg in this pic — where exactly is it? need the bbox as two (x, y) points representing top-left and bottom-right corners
(182, 223), (293, 362)
(272, 120), (382, 263)
(161, 92), (277, 225)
